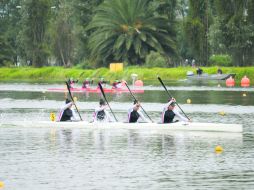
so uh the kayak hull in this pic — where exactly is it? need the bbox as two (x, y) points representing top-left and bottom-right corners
(3, 121), (243, 133)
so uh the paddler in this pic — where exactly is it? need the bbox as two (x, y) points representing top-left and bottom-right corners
(112, 80), (122, 89)
(128, 100), (150, 123)
(162, 98), (190, 123)
(67, 77), (78, 88)
(57, 99), (78, 122)
(82, 78), (90, 89)
(93, 99), (114, 122)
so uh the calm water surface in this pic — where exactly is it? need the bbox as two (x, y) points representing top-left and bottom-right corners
(0, 83), (254, 190)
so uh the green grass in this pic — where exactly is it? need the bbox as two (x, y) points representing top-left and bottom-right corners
(0, 66), (253, 85)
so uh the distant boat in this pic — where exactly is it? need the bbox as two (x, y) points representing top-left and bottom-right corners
(47, 87), (144, 94)
(187, 71), (236, 80)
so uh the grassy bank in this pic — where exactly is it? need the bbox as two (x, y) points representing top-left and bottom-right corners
(0, 66), (253, 85)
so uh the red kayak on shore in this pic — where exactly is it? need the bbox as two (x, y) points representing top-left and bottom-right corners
(47, 87), (144, 94)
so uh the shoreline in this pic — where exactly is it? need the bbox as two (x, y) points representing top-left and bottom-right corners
(0, 66), (253, 85)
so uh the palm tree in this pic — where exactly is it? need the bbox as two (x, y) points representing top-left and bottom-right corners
(86, 0), (177, 66)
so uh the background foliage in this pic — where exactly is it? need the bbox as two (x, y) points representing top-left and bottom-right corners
(0, 66), (253, 84)
(0, 0), (253, 67)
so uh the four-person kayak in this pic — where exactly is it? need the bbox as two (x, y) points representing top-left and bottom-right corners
(3, 121), (242, 133)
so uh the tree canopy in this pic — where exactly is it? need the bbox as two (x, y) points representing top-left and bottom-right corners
(86, 0), (177, 66)
(0, 0), (253, 67)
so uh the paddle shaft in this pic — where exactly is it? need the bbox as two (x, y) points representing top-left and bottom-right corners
(65, 82), (83, 121)
(77, 72), (85, 82)
(98, 83), (118, 121)
(157, 77), (190, 120)
(125, 82), (153, 122)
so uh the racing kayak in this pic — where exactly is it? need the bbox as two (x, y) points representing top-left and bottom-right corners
(3, 121), (242, 133)
(46, 87), (144, 93)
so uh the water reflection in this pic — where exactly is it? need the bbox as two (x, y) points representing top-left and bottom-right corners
(0, 122), (249, 190)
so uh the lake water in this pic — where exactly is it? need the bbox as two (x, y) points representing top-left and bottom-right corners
(0, 82), (254, 190)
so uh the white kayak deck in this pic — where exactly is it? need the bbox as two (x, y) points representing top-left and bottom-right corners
(2, 121), (243, 133)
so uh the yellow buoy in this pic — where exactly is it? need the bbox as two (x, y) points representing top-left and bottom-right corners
(215, 145), (223, 153)
(217, 84), (221, 87)
(219, 111), (226, 116)
(187, 99), (191, 104)
(242, 93), (247, 97)
(0, 181), (4, 188)
(42, 90), (46, 94)
(73, 97), (77, 102)
(50, 112), (56, 121)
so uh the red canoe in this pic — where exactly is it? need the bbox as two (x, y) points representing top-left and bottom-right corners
(47, 87), (144, 94)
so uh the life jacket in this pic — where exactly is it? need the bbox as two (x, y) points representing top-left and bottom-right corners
(60, 108), (73, 121)
(163, 110), (175, 123)
(97, 110), (106, 121)
(129, 110), (140, 123)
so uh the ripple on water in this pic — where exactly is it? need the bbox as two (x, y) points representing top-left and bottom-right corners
(0, 127), (253, 190)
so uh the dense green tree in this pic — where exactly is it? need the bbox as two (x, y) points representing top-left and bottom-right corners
(19, 0), (51, 67)
(50, 0), (74, 67)
(71, 0), (103, 65)
(0, 36), (14, 66)
(49, 0), (103, 67)
(175, 0), (192, 64)
(0, 0), (22, 66)
(86, 0), (177, 67)
(151, 0), (179, 65)
(184, 0), (210, 66)
(1, 0), (253, 68)
(212, 0), (254, 66)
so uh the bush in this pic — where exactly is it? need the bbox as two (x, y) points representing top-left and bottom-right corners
(75, 60), (94, 69)
(209, 54), (232, 66)
(144, 51), (167, 68)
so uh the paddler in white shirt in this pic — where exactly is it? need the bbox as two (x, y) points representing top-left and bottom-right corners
(93, 99), (114, 122)
(57, 99), (78, 122)
(161, 98), (190, 123)
(112, 80), (122, 89)
(128, 100), (150, 123)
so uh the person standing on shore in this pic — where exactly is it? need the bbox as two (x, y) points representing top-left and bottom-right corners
(217, 67), (223, 74)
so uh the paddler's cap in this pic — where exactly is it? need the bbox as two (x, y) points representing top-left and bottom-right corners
(99, 98), (106, 105)
(65, 99), (71, 104)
